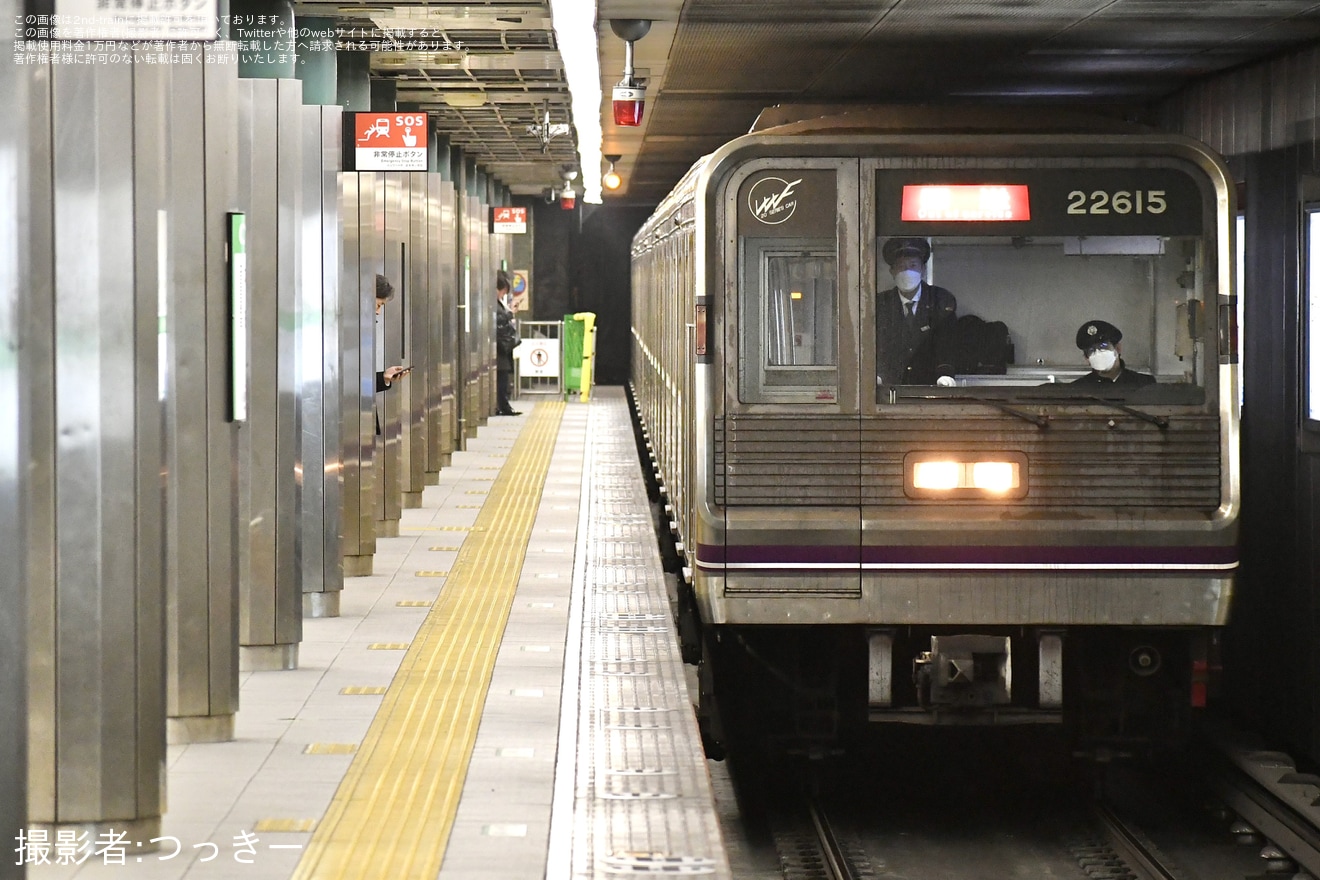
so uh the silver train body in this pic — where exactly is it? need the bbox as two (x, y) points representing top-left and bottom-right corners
(630, 109), (1239, 751)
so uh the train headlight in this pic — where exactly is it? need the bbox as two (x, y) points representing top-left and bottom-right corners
(905, 452), (1027, 499)
(971, 461), (1018, 493)
(912, 460), (961, 490)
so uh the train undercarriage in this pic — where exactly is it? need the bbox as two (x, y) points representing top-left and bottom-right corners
(692, 619), (1214, 762)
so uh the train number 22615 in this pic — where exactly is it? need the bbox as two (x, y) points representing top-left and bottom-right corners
(1067, 189), (1167, 215)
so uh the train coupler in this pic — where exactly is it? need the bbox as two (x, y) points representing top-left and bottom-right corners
(914, 635), (1012, 709)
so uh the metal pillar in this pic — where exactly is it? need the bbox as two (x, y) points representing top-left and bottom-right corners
(425, 157), (453, 477)
(162, 46), (243, 744)
(2, 0), (30, 868)
(296, 17), (337, 105)
(27, 52), (168, 845)
(402, 169), (430, 505)
(339, 171), (377, 576)
(301, 104), (345, 617)
(435, 142), (458, 465)
(236, 77), (303, 670)
(373, 172), (405, 537)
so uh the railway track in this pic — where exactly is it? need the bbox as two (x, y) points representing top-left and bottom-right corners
(1091, 801), (1188, 880)
(738, 719), (1320, 880)
(769, 799), (869, 880)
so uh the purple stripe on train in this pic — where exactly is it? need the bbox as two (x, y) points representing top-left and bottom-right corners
(696, 543), (1238, 567)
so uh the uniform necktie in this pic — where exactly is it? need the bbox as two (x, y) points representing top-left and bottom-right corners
(904, 301), (915, 317)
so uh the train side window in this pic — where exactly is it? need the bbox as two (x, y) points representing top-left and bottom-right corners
(739, 239), (838, 401)
(1305, 203), (1320, 424)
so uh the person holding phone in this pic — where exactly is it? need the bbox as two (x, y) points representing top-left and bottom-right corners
(373, 274), (410, 434)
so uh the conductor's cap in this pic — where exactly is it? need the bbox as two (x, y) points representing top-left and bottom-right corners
(882, 237), (931, 267)
(1076, 320), (1122, 350)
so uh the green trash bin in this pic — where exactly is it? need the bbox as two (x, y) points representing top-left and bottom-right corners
(562, 312), (596, 400)
(563, 314), (585, 395)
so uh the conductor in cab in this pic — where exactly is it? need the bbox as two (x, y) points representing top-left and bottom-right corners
(1071, 320), (1155, 386)
(876, 237), (958, 388)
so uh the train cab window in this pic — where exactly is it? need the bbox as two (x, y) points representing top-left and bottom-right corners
(873, 166), (1214, 407)
(740, 240), (839, 400)
(874, 234), (1210, 407)
(735, 167), (842, 404)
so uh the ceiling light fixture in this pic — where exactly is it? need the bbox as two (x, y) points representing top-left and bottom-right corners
(602, 154), (622, 191)
(548, 0), (602, 203)
(441, 91), (486, 108)
(526, 100), (573, 152)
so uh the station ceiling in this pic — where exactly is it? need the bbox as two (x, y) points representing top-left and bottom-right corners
(297, 0), (1320, 205)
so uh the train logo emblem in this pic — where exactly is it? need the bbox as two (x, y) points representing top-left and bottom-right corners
(748, 176), (803, 224)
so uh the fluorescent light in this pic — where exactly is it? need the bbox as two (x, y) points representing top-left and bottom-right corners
(442, 91), (487, 108)
(548, 0), (601, 203)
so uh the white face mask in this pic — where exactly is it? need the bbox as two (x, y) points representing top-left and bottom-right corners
(894, 269), (923, 294)
(1088, 349), (1118, 372)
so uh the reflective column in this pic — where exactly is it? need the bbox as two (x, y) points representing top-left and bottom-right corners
(27, 52), (169, 845)
(373, 172), (405, 537)
(2, 0), (30, 864)
(236, 77), (304, 670)
(301, 104), (345, 616)
(339, 172), (378, 576)
(402, 167), (430, 506)
(162, 46), (243, 743)
(435, 140), (459, 463)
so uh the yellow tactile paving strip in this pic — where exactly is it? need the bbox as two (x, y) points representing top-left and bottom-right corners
(292, 401), (566, 880)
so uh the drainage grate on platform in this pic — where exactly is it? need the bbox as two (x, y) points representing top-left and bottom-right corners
(598, 853), (719, 875)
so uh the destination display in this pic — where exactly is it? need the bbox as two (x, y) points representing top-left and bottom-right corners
(879, 166), (1205, 236)
(901, 185), (1031, 222)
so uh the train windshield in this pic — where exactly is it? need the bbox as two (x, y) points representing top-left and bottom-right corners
(877, 234), (1211, 405)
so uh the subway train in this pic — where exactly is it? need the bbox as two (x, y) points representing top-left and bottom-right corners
(629, 106), (1239, 757)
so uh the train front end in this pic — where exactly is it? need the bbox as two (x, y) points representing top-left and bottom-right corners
(676, 125), (1238, 752)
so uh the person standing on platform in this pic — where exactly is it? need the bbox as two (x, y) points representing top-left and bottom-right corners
(374, 274), (411, 434)
(496, 270), (521, 416)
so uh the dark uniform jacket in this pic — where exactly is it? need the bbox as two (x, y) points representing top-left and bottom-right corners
(875, 283), (958, 386)
(496, 303), (519, 373)
(1069, 359), (1155, 386)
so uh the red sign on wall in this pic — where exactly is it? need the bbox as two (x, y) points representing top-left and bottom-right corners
(353, 113), (428, 171)
(492, 207), (528, 234)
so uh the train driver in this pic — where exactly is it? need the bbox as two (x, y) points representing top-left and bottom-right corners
(876, 237), (958, 388)
(1071, 320), (1155, 386)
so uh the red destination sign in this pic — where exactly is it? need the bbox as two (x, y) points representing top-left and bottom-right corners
(901, 185), (1031, 222)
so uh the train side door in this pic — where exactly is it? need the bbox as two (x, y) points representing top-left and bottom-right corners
(721, 159), (862, 597)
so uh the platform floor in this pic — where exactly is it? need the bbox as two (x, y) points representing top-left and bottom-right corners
(28, 388), (730, 880)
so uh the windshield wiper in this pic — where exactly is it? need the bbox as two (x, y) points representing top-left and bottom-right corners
(1084, 395), (1168, 430)
(931, 393), (1050, 429)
